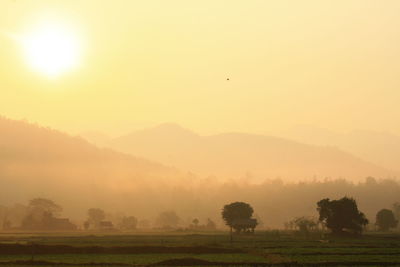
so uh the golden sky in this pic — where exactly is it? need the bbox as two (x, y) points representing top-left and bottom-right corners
(1, 0), (400, 136)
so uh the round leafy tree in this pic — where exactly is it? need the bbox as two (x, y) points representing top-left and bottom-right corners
(87, 208), (105, 224)
(376, 209), (398, 231)
(317, 197), (368, 235)
(155, 211), (181, 229)
(221, 202), (257, 233)
(29, 198), (62, 216)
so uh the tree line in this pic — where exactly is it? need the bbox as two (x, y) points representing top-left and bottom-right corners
(0, 195), (398, 235)
(222, 197), (398, 236)
(0, 199), (217, 232)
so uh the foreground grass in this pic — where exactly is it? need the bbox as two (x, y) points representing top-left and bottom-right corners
(0, 231), (399, 266)
(0, 253), (267, 265)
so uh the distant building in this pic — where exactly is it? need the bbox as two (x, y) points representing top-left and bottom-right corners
(21, 215), (77, 231)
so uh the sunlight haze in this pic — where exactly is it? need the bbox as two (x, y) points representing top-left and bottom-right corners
(21, 20), (81, 77)
(1, 0), (400, 136)
(2, 2), (400, 257)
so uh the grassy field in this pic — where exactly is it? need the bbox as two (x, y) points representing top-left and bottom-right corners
(0, 231), (399, 266)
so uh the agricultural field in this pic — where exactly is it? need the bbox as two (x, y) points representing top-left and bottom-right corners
(0, 231), (399, 266)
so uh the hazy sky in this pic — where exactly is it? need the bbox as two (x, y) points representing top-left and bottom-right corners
(1, 0), (400, 136)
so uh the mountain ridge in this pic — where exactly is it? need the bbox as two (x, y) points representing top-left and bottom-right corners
(100, 123), (397, 181)
(281, 125), (400, 173)
(0, 116), (182, 218)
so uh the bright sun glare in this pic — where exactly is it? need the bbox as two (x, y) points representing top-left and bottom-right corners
(21, 22), (80, 77)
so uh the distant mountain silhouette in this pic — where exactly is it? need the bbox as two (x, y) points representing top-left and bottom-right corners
(107, 123), (396, 181)
(1, 117), (398, 227)
(281, 125), (400, 173)
(0, 117), (180, 217)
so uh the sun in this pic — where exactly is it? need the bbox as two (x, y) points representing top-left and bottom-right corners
(21, 22), (81, 77)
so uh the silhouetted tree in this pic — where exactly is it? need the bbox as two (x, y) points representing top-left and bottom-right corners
(222, 202), (258, 235)
(317, 197), (368, 235)
(376, 209), (398, 231)
(192, 218), (199, 228)
(155, 211), (180, 229)
(20, 198), (75, 230)
(21, 198), (62, 230)
(29, 198), (62, 217)
(206, 218), (216, 230)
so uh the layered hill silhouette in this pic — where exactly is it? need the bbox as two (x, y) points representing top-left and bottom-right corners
(0, 117), (398, 226)
(0, 117), (180, 217)
(281, 125), (400, 174)
(105, 123), (397, 181)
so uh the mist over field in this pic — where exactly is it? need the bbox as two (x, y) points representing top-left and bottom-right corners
(86, 123), (398, 182)
(0, 116), (398, 230)
(2, 2), (400, 265)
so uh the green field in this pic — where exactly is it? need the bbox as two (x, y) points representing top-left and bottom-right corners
(0, 231), (399, 266)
